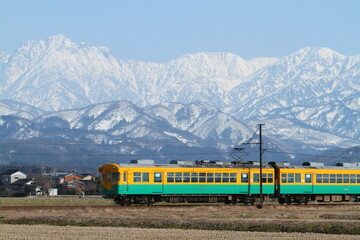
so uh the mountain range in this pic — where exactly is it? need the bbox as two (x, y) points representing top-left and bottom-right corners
(0, 35), (359, 167)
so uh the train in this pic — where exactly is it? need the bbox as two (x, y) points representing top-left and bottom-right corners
(98, 159), (360, 206)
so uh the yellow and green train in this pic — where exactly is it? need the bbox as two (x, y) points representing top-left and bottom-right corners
(98, 160), (360, 205)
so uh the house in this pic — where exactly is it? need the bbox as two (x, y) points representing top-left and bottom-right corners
(58, 171), (96, 195)
(1, 169), (27, 185)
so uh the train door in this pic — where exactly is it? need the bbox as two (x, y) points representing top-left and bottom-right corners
(152, 172), (163, 193)
(123, 171), (129, 193)
(240, 170), (250, 194)
(303, 173), (313, 193)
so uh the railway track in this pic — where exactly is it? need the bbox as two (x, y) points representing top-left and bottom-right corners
(0, 202), (359, 211)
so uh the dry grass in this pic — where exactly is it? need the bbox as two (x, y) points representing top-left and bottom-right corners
(0, 224), (359, 240)
(0, 196), (114, 206)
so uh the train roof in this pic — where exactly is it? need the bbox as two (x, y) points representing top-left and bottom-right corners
(270, 161), (360, 170)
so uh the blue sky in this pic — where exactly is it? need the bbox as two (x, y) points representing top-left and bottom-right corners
(1, 0), (359, 62)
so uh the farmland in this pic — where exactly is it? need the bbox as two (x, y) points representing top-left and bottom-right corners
(0, 197), (359, 239)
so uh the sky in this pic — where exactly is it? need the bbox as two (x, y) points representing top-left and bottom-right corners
(1, 0), (359, 62)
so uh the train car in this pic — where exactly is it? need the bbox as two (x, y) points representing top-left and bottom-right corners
(98, 159), (275, 205)
(271, 161), (360, 204)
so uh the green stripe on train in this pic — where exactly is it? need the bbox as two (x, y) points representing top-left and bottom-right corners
(279, 184), (360, 194)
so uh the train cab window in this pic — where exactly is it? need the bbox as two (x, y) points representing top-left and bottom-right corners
(305, 174), (312, 183)
(344, 174), (349, 183)
(112, 172), (120, 182)
(107, 173), (112, 182)
(134, 172), (141, 183)
(295, 174), (301, 183)
(215, 173), (221, 183)
(337, 174), (343, 183)
(207, 173), (214, 183)
(288, 174), (294, 183)
(316, 174), (322, 183)
(230, 173), (237, 183)
(350, 174), (356, 184)
(261, 173), (267, 183)
(142, 172), (149, 183)
(268, 173), (273, 183)
(330, 174), (336, 183)
(323, 174), (329, 183)
(222, 173), (229, 183)
(199, 173), (206, 183)
(183, 173), (190, 183)
(167, 173), (174, 183)
(241, 173), (248, 183)
(281, 174), (287, 183)
(253, 173), (259, 183)
(175, 173), (183, 183)
(191, 173), (198, 183)
(154, 172), (162, 183)
(100, 172), (104, 182)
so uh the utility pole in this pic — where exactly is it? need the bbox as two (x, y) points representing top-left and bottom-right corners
(258, 123), (265, 208)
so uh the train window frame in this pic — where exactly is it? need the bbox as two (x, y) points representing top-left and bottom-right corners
(281, 173), (287, 183)
(141, 172), (149, 183)
(316, 174), (322, 183)
(134, 172), (141, 183)
(222, 173), (229, 183)
(253, 173), (259, 183)
(175, 172), (183, 183)
(337, 174), (343, 183)
(207, 173), (214, 183)
(288, 173), (294, 183)
(350, 174), (356, 184)
(323, 174), (329, 183)
(191, 173), (199, 183)
(230, 173), (237, 183)
(330, 174), (335, 183)
(268, 173), (273, 183)
(154, 172), (162, 183)
(215, 173), (221, 183)
(112, 172), (120, 182)
(167, 172), (174, 183)
(183, 173), (190, 183)
(241, 173), (248, 183)
(199, 173), (206, 183)
(344, 174), (349, 183)
(305, 174), (312, 183)
(295, 173), (301, 183)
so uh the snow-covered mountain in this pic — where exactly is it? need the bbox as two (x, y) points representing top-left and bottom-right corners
(0, 34), (360, 158)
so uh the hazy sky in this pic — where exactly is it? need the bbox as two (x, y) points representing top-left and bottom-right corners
(1, 0), (359, 62)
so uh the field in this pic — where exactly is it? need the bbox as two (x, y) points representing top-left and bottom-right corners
(0, 197), (360, 239)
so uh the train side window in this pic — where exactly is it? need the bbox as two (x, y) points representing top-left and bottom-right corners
(154, 172), (162, 183)
(191, 173), (199, 183)
(230, 173), (237, 183)
(268, 173), (273, 183)
(316, 174), (323, 183)
(323, 174), (329, 183)
(305, 174), (312, 183)
(337, 174), (343, 183)
(112, 172), (120, 182)
(175, 173), (183, 183)
(134, 172), (141, 183)
(253, 173), (259, 183)
(142, 172), (149, 183)
(288, 174), (294, 183)
(183, 173), (190, 183)
(344, 174), (349, 183)
(330, 174), (335, 183)
(199, 173), (206, 183)
(350, 174), (356, 184)
(295, 174), (301, 183)
(281, 174), (287, 183)
(357, 174), (360, 183)
(215, 173), (221, 183)
(241, 173), (248, 183)
(207, 173), (214, 183)
(261, 173), (267, 183)
(167, 173), (174, 183)
(222, 173), (229, 183)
